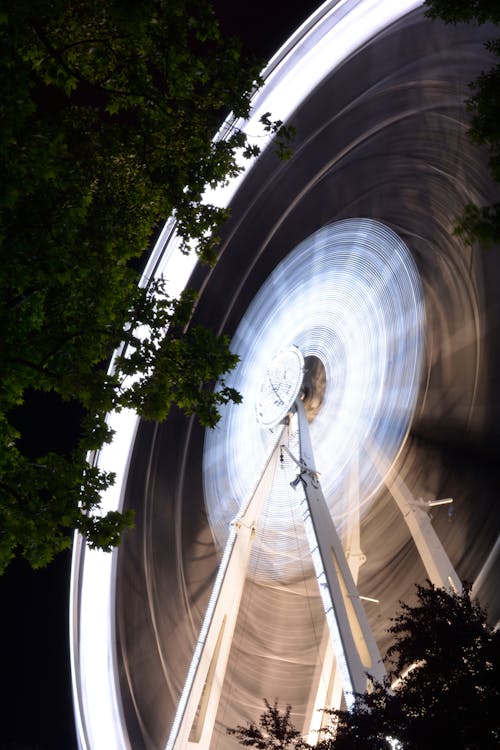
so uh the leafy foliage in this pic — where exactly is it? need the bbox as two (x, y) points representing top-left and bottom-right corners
(227, 699), (307, 749)
(0, 0), (289, 572)
(424, 1), (500, 246)
(229, 584), (500, 749)
(424, 0), (500, 25)
(318, 582), (500, 749)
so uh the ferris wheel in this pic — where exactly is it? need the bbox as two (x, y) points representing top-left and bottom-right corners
(70, 3), (500, 749)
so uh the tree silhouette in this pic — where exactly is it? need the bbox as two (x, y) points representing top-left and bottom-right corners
(0, 0), (292, 572)
(228, 699), (307, 749)
(229, 583), (500, 749)
(425, 0), (500, 246)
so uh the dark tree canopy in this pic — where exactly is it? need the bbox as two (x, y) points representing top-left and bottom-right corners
(0, 0), (291, 572)
(229, 584), (500, 750)
(424, 0), (500, 25)
(319, 582), (500, 750)
(227, 699), (307, 749)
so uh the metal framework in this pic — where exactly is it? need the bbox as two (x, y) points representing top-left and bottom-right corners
(166, 390), (461, 749)
(68, 6), (495, 749)
(166, 432), (286, 750)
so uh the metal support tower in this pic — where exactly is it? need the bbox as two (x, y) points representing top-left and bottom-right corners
(293, 398), (385, 704)
(367, 441), (461, 594)
(166, 433), (285, 750)
(166, 388), (462, 749)
(166, 391), (388, 748)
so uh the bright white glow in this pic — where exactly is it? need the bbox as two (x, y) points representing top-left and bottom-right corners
(390, 659), (425, 691)
(386, 737), (403, 750)
(71, 408), (138, 750)
(203, 219), (424, 582)
(256, 346), (305, 427)
(71, 2), (425, 748)
(141, 0), (422, 291)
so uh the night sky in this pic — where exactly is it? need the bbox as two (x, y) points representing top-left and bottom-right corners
(0, 3), (318, 749)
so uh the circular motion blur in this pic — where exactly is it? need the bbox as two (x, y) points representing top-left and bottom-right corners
(70, 3), (500, 750)
(203, 219), (424, 583)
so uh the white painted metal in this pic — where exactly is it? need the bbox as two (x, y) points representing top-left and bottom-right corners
(166, 433), (285, 750)
(294, 399), (386, 706)
(304, 454), (368, 743)
(255, 346), (304, 428)
(303, 627), (336, 744)
(367, 441), (461, 593)
(71, 5), (428, 745)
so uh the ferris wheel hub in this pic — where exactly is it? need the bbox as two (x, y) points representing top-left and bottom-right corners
(255, 345), (305, 428)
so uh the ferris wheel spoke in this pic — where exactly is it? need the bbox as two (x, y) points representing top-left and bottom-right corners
(366, 436), (461, 593)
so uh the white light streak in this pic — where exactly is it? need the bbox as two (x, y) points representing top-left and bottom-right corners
(71, 408), (138, 750)
(203, 219), (424, 582)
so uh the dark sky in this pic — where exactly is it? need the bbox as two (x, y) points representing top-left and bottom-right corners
(0, 3), (319, 749)
(214, 0), (320, 59)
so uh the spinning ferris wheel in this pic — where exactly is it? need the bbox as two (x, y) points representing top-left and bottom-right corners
(167, 218), (462, 748)
(70, 3), (500, 750)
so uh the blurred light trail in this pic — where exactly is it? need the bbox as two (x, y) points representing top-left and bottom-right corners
(204, 219), (424, 582)
(70, 3), (445, 749)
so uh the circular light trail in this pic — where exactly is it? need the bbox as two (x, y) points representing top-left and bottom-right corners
(69, 3), (499, 749)
(203, 219), (424, 582)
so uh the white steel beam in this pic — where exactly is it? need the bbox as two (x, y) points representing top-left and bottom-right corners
(303, 627), (337, 745)
(367, 440), (461, 593)
(304, 454), (367, 743)
(294, 399), (385, 707)
(166, 431), (285, 750)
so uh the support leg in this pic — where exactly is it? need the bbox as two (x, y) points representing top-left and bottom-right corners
(367, 440), (461, 593)
(304, 454), (368, 742)
(294, 400), (385, 707)
(166, 434), (285, 750)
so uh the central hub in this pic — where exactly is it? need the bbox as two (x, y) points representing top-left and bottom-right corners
(255, 346), (304, 428)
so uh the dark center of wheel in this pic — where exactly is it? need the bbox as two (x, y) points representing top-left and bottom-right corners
(301, 356), (326, 422)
